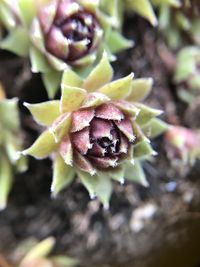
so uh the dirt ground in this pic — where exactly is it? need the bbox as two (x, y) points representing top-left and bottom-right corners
(0, 15), (200, 267)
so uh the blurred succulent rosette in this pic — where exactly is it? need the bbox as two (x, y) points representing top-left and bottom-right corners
(174, 46), (200, 104)
(22, 54), (167, 207)
(0, 0), (132, 98)
(0, 84), (27, 210)
(159, 0), (200, 48)
(165, 126), (200, 166)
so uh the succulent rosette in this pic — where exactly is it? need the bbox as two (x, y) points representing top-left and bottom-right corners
(0, 85), (27, 210)
(22, 54), (167, 207)
(159, 0), (200, 48)
(174, 46), (200, 104)
(0, 0), (132, 98)
(0, 0), (30, 55)
(165, 126), (200, 165)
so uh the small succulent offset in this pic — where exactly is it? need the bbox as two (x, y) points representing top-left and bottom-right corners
(165, 126), (200, 166)
(159, 0), (200, 48)
(22, 54), (167, 207)
(0, 0), (132, 98)
(11, 237), (77, 267)
(174, 46), (200, 104)
(0, 84), (26, 210)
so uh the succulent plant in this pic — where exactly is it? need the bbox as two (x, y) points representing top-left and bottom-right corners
(159, 0), (200, 48)
(165, 126), (200, 165)
(0, 0), (30, 55)
(122, 0), (180, 27)
(0, 84), (27, 210)
(22, 54), (167, 207)
(174, 46), (200, 104)
(0, 0), (132, 98)
(4, 237), (77, 267)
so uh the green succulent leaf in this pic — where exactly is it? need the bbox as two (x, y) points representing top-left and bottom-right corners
(82, 52), (113, 91)
(62, 69), (83, 88)
(0, 2), (17, 30)
(16, 155), (27, 173)
(106, 166), (125, 184)
(152, 0), (180, 6)
(20, 237), (55, 266)
(142, 118), (168, 138)
(22, 130), (57, 159)
(78, 171), (97, 199)
(17, 0), (38, 27)
(79, 171), (112, 208)
(125, 0), (157, 26)
(128, 78), (153, 102)
(60, 85), (86, 113)
(30, 46), (52, 73)
(0, 27), (30, 56)
(135, 103), (163, 126)
(24, 101), (60, 126)
(125, 160), (148, 187)
(99, 73), (134, 100)
(51, 256), (78, 267)
(134, 140), (156, 159)
(50, 113), (71, 143)
(174, 47), (200, 82)
(106, 29), (133, 54)
(0, 98), (19, 131)
(0, 154), (13, 210)
(81, 92), (110, 108)
(42, 71), (62, 99)
(95, 174), (112, 208)
(51, 155), (75, 197)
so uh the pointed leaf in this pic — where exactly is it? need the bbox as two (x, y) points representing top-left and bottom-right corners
(50, 113), (71, 143)
(0, 98), (19, 131)
(62, 69), (82, 87)
(134, 140), (156, 159)
(128, 78), (153, 102)
(126, 0), (157, 26)
(60, 85), (86, 113)
(59, 136), (73, 165)
(42, 71), (62, 99)
(106, 166), (125, 184)
(0, 2), (17, 30)
(0, 27), (30, 56)
(106, 30), (133, 54)
(142, 118), (168, 138)
(78, 171), (112, 207)
(24, 101), (60, 126)
(51, 154), (75, 197)
(135, 103), (163, 126)
(0, 155), (13, 210)
(78, 171), (97, 199)
(20, 237), (55, 266)
(30, 46), (52, 73)
(114, 100), (140, 118)
(74, 152), (96, 175)
(81, 92), (110, 108)
(125, 160), (148, 187)
(22, 131), (57, 159)
(98, 73), (134, 100)
(17, 0), (37, 27)
(94, 174), (112, 208)
(82, 52), (113, 91)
